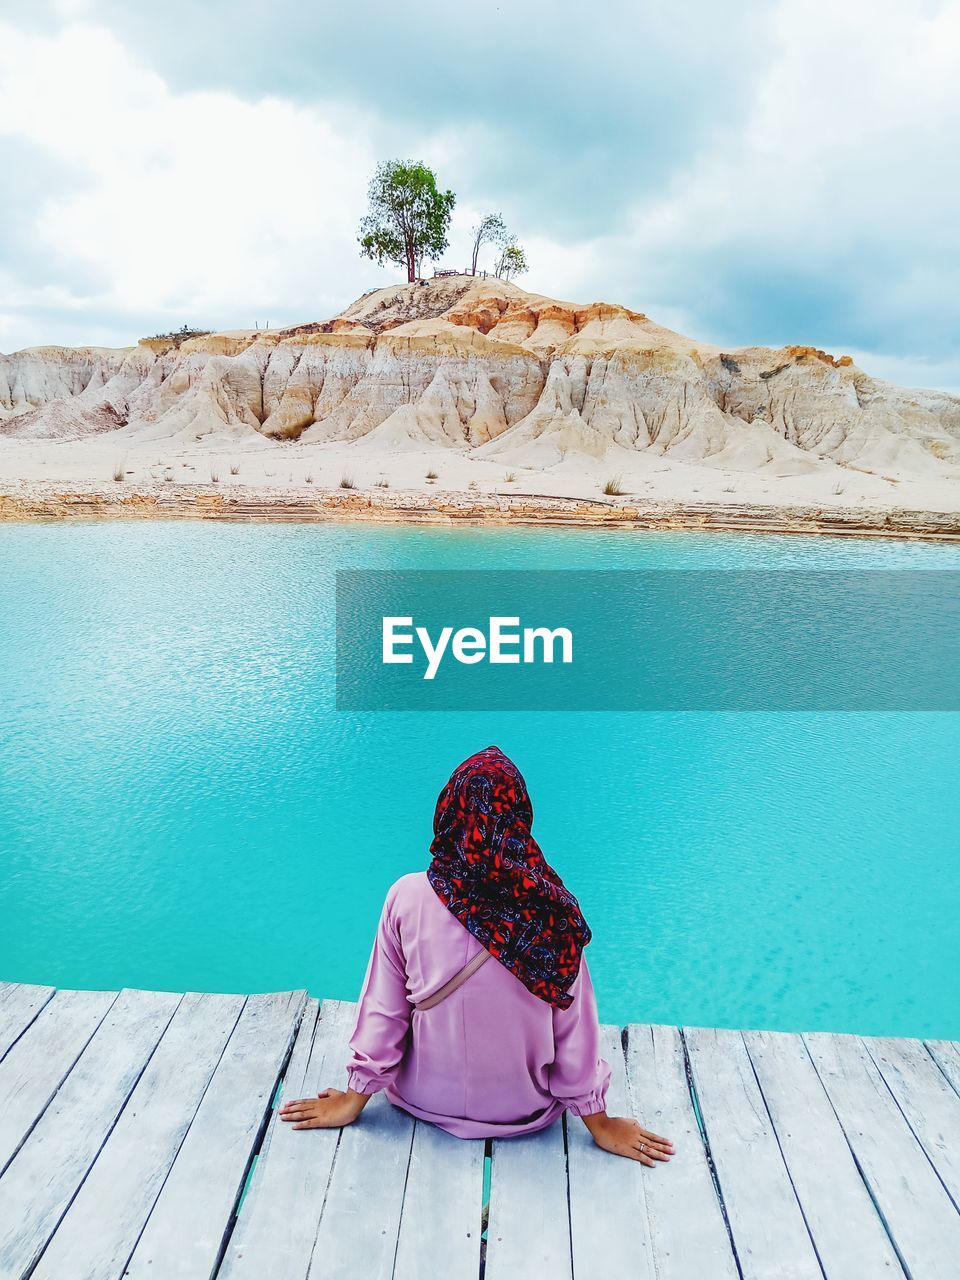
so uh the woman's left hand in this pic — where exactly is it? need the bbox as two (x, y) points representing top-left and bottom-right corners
(279, 1086), (368, 1130)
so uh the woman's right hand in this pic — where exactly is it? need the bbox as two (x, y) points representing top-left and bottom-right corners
(580, 1113), (674, 1166)
(279, 1086), (369, 1130)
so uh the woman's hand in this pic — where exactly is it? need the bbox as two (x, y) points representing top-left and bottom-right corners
(279, 1086), (369, 1130)
(580, 1112), (674, 1166)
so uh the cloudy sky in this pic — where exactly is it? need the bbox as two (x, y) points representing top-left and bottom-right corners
(2, 0), (958, 390)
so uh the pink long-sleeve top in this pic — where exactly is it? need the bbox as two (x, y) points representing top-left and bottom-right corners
(344, 871), (611, 1139)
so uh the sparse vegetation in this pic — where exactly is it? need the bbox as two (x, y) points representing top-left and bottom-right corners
(340, 475), (356, 489)
(425, 470), (438, 481)
(210, 470), (220, 484)
(147, 325), (211, 348)
(305, 474), (315, 484)
(494, 237), (528, 281)
(470, 213), (506, 276)
(111, 463), (124, 482)
(229, 463), (240, 475)
(602, 475), (626, 496)
(375, 477), (390, 488)
(504, 472), (517, 483)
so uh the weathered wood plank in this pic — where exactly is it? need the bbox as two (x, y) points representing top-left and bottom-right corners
(124, 989), (306, 1280)
(683, 1026), (822, 1279)
(0, 983), (56, 1062)
(805, 1032), (960, 1279)
(486, 1112), (571, 1279)
(31, 991), (245, 1280)
(566, 1024), (655, 1280)
(307, 1074), (417, 1280)
(744, 1030), (902, 1277)
(626, 1024), (738, 1280)
(865, 1035), (960, 1211)
(0, 987), (180, 1280)
(393, 1119), (485, 1280)
(220, 999), (355, 1280)
(926, 1039), (960, 1097)
(0, 988), (117, 1176)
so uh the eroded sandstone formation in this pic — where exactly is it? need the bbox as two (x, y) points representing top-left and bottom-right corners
(2, 276), (958, 479)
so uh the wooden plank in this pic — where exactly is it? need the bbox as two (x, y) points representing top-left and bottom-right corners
(485, 1110), (571, 1279)
(744, 1030), (902, 1277)
(31, 991), (245, 1280)
(865, 1036), (960, 1210)
(565, 1024), (655, 1280)
(683, 1026), (822, 1279)
(124, 989), (306, 1280)
(0, 983), (56, 1061)
(926, 1039), (960, 1097)
(626, 1024), (739, 1280)
(307, 1068), (417, 1280)
(0, 988), (117, 1175)
(0, 987), (180, 1280)
(805, 1032), (960, 1278)
(393, 1118), (485, 1280)
(220, 999), (355, 1280)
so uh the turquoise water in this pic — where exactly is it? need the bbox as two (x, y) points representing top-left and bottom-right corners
(1, 521), (958, 1038)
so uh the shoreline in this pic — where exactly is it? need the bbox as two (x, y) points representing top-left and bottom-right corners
(1, 481), (959, 540)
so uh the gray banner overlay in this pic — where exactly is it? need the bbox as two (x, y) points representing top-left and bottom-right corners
(336, 570), (960, 711)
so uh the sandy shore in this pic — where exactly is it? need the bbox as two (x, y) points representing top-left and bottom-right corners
(1, 434), (958, 540)
(2, 479), (959, 541)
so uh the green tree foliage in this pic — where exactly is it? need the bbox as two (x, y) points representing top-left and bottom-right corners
(495, 236), (528, 281)
(470, 212), (506, 275)
(358, 160), (456, 283)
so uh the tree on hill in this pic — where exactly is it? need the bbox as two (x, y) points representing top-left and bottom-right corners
(469, 212), (506, 275)
(495, 237), (528, 281)
(358, 160), (456, 283)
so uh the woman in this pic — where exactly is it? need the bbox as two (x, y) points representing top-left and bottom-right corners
(280, 746), (673, 1165)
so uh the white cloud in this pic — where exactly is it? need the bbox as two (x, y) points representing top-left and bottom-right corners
(0, 22), (398, 338)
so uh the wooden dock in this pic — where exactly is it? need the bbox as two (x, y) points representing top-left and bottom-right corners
(1, 983), (959, 1279)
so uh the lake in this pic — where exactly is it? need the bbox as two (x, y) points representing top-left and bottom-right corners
(1, 520), (958, 1037)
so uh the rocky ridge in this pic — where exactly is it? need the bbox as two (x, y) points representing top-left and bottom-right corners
(2, 276), (958, 482)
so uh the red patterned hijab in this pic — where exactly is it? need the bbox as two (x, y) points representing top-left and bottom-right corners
(426, 746), (591, 1009)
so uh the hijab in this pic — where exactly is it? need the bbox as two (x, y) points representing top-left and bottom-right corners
(426, 745), (591, 1009)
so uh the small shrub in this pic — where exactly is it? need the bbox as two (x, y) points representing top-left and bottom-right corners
(229, 463), (240, 475)
(425, 470), (438, 481)
(602, 475), (626, 496)
(305, 474), (315, 484)
(111, 464), (124, 482)
(833, 482), (845, 496)
(340, 475), (355, 490)
(504, 472), (517, 483)
(210, 470), (220, 484)
(375, 477), (390, 488)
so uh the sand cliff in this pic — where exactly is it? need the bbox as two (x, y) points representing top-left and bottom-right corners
(1, 276), (958, 520)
